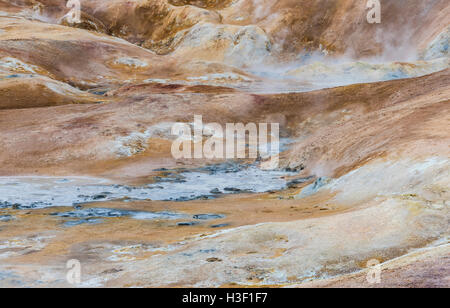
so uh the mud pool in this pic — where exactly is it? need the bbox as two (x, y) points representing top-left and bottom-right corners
(0, 164), (296, 209)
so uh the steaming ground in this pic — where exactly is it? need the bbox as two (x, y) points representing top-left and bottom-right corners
(1, 0), (448, 94)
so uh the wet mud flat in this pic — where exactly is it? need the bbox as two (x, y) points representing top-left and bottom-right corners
(0, 160), (321, 286)
(0, 177), (344, 287)
(0, 160), (313, 235)
(0, 162), (299, 209)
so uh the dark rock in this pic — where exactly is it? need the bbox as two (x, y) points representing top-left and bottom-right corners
(194, 195), (216, 201)
(153, 168), (168, 171)
(177, 221), (200, 226)
(193, 214), (225, 220)
(210, 223), (230, 228)
(224, 187), (253, 194)
(287, 176), (314, 188)
(101, 268), (123, 275)
(92, 91), (107, 96)
(172, 196), (190, 202)
(285, 165), (305, 172)
(224, 187), (242, 192)
(199, 249), (216, 253)
(55, 208), (126, 218)
(193, 162), (244, 175)
(171, 195), (216, 202)
(92, 194), (108, 200)
(154, 175), (187, 184)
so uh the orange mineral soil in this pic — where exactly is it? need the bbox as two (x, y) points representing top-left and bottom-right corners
(0, 0), (448, 287)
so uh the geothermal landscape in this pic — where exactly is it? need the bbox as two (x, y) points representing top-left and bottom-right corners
(0, 0), (448, 288)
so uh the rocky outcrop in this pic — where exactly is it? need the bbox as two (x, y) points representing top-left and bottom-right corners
(6, 0), (450, 65)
